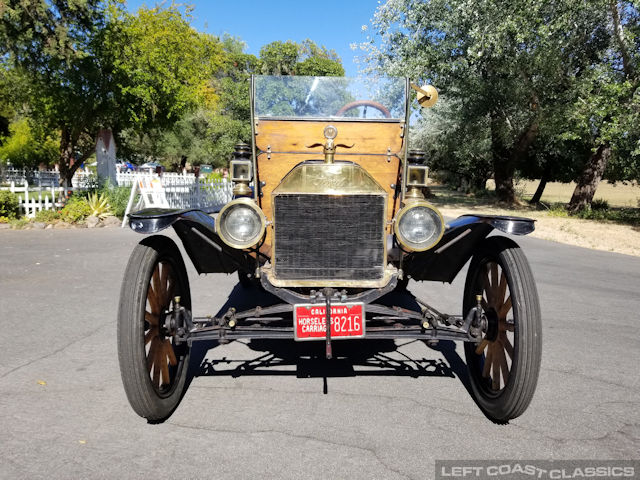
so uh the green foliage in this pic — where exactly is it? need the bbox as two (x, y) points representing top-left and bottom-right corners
(0, 117), (59, 168)
(203, 171), (224, 182)
(0, 190), (19, 218)
(9, 217), (30, 229)
(259, 39), (344, 76)
(546, 201), (640, 226)
(590, 198), (610, 211)
(86, 192), (112, 218)
(260, 40), (299, 75)
(60, 196), (92, 223)
(100, 184), (130, 218)
(34, 209), (61, 223)
(0, 215), (10, 223)
(106, 4), (224, 131)
(365, 0), (639, 203)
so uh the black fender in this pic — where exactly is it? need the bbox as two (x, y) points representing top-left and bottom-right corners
(127, 208), (255, 275)
(403, 214), (535, 283)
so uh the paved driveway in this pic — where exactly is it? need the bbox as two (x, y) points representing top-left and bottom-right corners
(1, 228), (638, 479)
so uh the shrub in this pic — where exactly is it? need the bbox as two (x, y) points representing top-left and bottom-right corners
(590, 198), (609, 210)
(100, 185), (130, 218)
(87, 192), (112, 219)
(0, 190), (20, 219)
(0, 215), (10, 223)
(204, 171), (224, 183)
(60, 196), (92, 223)
(9, 217), (30, 229)
(34, 209), (61, 223)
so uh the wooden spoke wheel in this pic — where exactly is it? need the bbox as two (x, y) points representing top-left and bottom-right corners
(118, 236), (191, 421)
(463, 236), (542, 422)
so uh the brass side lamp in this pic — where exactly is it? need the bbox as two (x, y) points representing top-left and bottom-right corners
(231, 143), (253, 198)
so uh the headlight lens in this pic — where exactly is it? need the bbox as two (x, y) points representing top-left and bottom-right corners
(217, 200), (266, 249)
(395, 202), (444, 251)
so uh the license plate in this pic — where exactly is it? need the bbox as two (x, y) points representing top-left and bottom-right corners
(294, 303), (365, 341)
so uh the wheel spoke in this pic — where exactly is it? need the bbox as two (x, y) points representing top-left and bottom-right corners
(147, 283), (160, 315)
(492, 346), (502, 390)
(145, 311), (158, 326)
(144, 328), (156, 345)
(152, 266), (162, 300)
(490, 262), (499, 293)
(146, 337), (158, 373)
(159, 341), (170, 386)
(501, 332), (514, 360)
(166, 340), (177, 366)
(152, 347), (161, 388)
(475, 339), (488, 355)
(499, 342), (510, 385)
(499, 295), (512, 318)
(497, 270), (507, 308)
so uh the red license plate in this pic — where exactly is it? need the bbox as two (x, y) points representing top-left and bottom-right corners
(294, 303), (365, 341)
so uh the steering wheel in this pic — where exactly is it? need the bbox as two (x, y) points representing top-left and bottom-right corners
(335, 100), (392, 119)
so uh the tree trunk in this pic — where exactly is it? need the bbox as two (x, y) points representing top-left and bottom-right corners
(58, 128), (74, 187)
(58, 127), (89, 187)
(490, 114), (515, 203)
(529, 175), (547, 204)
(490, 111), (539, 204)
(568, 144), (611, 213)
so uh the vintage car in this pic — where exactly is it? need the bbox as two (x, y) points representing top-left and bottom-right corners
(117, 75), (541, 423)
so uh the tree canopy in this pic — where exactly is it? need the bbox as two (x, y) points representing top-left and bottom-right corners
(0, 1), (345, 179)
(364, 0), (639, 207)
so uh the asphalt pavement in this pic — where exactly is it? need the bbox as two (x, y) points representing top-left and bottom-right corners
(1, 227), (639, 479)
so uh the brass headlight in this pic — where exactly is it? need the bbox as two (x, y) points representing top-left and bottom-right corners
(217, 198), (266, 249)
(394, 201), (444, 252)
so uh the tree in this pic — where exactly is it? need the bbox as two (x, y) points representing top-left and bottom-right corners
(364, 0), (613, 204)
(0, 1), (222, 185)
(259, 39), (345, 76)
(567, 1), (640, 212)
(0, 116), (59, 168)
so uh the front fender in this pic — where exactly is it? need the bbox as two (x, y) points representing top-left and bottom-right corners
(404, 214), (535, 283)
(127, 208), (255, 275)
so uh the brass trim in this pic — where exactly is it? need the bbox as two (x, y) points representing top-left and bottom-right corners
(270, 161), (389, 286)
(262, 263), (397, 289)
(393, 200), (445, 252)
(271, 162), (386, 195)
(216, 198), (267, 250)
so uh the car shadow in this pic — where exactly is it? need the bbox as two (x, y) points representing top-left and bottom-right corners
(184, 283), (475, 398)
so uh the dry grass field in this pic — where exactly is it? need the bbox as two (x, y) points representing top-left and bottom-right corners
(490, 179), (640, 207)
(430, 184), (640, 257)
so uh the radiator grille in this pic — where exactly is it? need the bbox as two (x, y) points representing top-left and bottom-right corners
(273, 194), (385, 281)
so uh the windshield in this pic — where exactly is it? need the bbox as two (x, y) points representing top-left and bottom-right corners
(254, 75), (407, 120)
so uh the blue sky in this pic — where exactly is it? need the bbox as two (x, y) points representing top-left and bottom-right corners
(125, 0), (381, 76)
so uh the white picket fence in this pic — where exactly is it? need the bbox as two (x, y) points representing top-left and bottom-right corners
(3, 181), (65, 218)
(115, 171), (197, 187)
(1, 167), (199, 188)
(2, 174), (234, 220)
(122, 175), (234, 226)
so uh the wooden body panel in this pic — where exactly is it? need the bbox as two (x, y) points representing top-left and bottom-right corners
(255, 119), (405, 155)
(257, 152), (401, 251)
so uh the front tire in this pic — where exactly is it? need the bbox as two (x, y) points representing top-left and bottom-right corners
(463, 236), (541, 422)
(117, 235), (191, 421)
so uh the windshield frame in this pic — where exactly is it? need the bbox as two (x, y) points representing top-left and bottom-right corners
(251, 75), (410, 123)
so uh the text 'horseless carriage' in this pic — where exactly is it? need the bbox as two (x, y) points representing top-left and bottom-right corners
(118, 76), (542, 422)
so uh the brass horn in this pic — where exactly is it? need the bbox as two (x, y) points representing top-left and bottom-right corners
(411, 83), (438, 108)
